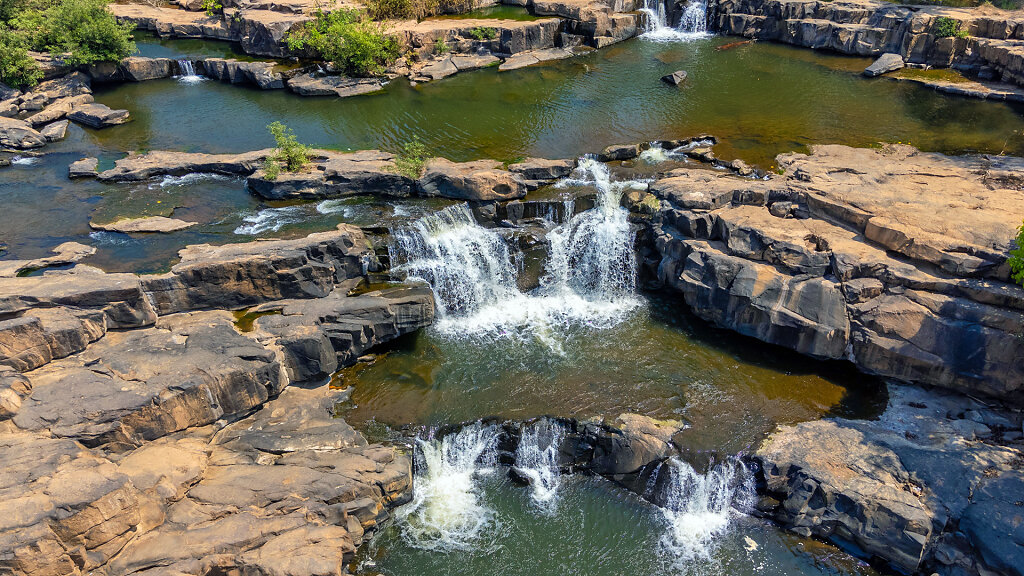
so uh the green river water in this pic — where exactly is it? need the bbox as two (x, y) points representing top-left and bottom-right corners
(0, 28), (1016, 576)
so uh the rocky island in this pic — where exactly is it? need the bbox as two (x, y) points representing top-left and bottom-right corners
(1, 0), (1023, 575)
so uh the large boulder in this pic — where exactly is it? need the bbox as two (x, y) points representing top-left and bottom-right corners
(0, 117), (46, 149)
(89, 215), (197, 234)
(201, 58), (284, 89)
(417, 158), (527, 201)
(98, 149), (270, 181)
(863, 52), (904, 77)
(67, 102), (130, 129)
(286, 74), (383, 98)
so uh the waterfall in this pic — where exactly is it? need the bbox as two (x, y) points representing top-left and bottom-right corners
(512, 419), (566, 509)
(648, 457), (754, 564)
(176, 59), (205, 84)
(641, 0), (710, 41)
(396, 422), (502, 551)
(388, 159), (641, 345)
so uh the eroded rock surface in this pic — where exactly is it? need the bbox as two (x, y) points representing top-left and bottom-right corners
(754, 384), (1024, 576)
(651, 144), (1024, 402)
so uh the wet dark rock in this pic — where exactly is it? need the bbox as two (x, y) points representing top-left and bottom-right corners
(67, 102), (130, 129)
(598, 143), (641, 162)
(507, 157), (575, 181)
(250, 285), (435, 381)
(98, 149), (270, 181)
(287, 74), (383, 98)
(863, 52), (905, 77)
(661, 70), (687, 85)
(202, 58), (284, 89)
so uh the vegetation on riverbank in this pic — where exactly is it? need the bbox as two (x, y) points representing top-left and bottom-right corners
(389, 136), (429, 179)
(0, 0), (135, 87)
(365, 0), (477, 20)
(262, 121), (310, 180)
(286, 8), (398, 77)
(1011, 223), (1024, 287)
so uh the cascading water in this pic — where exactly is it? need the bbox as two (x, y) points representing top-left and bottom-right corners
(512, 419), (566, 510)
(647, 457), (755, 565)
(641, 0), (710, 41)
(388, 158), (641, 344)
(176, 59), (205, 84)
(396, 422), (502, 551)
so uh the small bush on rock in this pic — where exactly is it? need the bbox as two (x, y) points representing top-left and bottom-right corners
(201, 0), (222, 17)
(1010, 221), (1024, 287)
(262, 121), (310, 180)
(933, 16), (969, 39)
(390, 136), (429, 179)
(468, 26), (496, 40)
(433, 37), (448, 54)
(287, 8), (399, 77)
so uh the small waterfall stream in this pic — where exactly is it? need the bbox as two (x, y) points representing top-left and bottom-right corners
(641, 0), (711, 41)
(647, 457), (755, 564)
(396, 422), (502, 551)
(176, 59), (205, 84)
(512, 420), (566, 510)
(388, 158), (642, 345)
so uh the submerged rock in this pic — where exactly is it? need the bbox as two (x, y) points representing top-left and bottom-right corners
(661, 70), (688, 85)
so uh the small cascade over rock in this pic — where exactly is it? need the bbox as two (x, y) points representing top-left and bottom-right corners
(646, 457), (754, 564)
(641, 0), (711, 41)
(512, 419), (566, 510)
(176, 59), (205, 84)
(388, 158), (642, 346)
(396, 422), (503, 551)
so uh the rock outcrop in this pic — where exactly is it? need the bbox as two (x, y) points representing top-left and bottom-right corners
(89, 216), (197, 233)
(650, 144), (1024, 403)
(753, 384), (1024, 576)
(418, 158), (528, 201)
(0, 227), (435, 575)
(713, 0), (1024, 87)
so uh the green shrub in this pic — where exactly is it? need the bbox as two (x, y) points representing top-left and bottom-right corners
(433, 37), (448, 54)
(933, 16), (969, 39)
(389, 136), (429, 179)
(262, 121), (309, 179)
(28, 0), (136, 65)
(201, 0), (222, 17)
(364, 0), (477, 20)
(1010, 221), (1024, 287)
(0, 26), (42, 88)
(366, 0), (413, 19)
(468, 26), (496, 41)
(286, 8), (399, 77)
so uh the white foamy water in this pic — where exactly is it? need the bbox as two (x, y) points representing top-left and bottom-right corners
(11, 155), (38, 166)
(397, 422), (502, 551)
(153, 173), (230, 188)
(389, 157), (642, 346)
(513, 419), (565, 510)
(315, 199), (354, 216)
(641, 0), (711, 42)
(234, 205), (305, 235)
(175, 60), (206, 84)
(650, 457), (754, 565)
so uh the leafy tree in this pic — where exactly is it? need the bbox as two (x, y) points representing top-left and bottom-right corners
(0, 26), (42, 88)
(933, 16), (969, 39)
(286, 8), (398, 77)
(30, 0), (136, 65)
(1010, 221), (1024, 287)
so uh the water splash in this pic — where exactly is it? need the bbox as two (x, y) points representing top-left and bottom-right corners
(176, 60), (206, 84)
(153, 173), (230, 188)
(649, 457), (754, 565)
(234, 205), (306, 235)
(641, 0), (711, 42)
(513, 419), (565, 510)
(396, 422), (503, 551)
(388, 159), (642, 345)
(11, 155), (38, 166)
